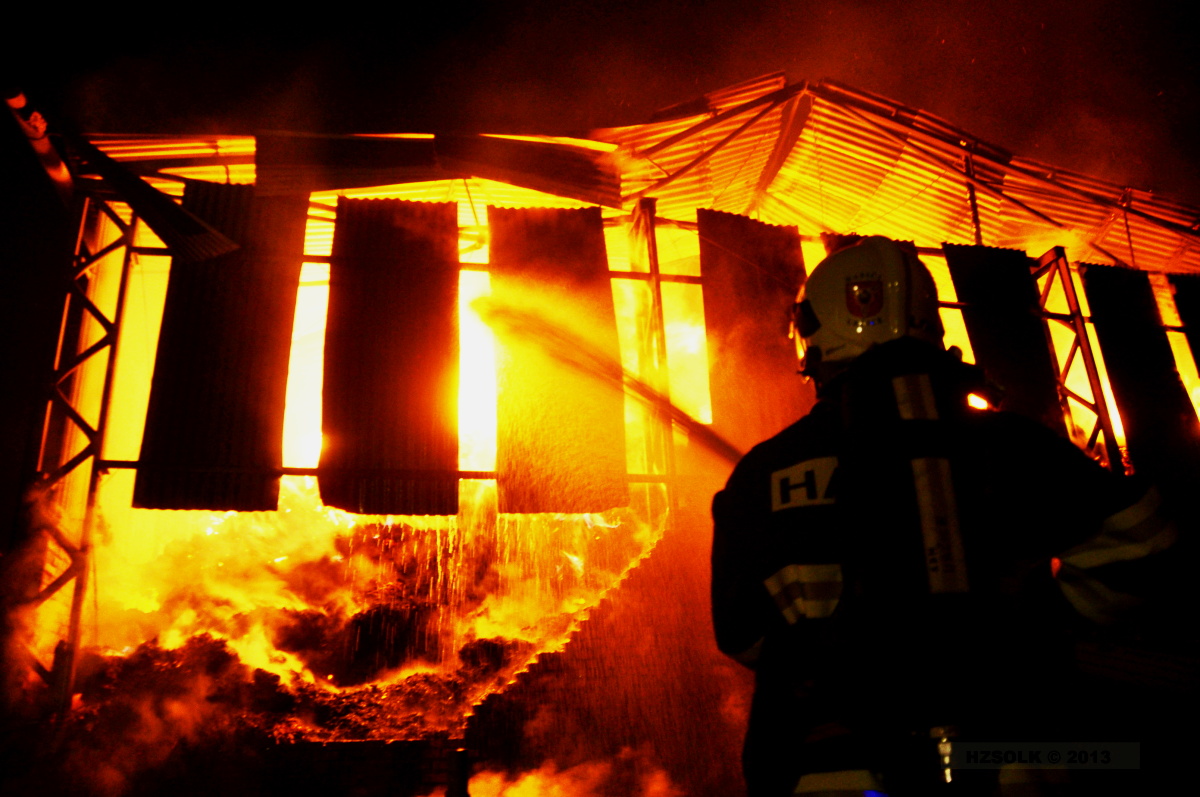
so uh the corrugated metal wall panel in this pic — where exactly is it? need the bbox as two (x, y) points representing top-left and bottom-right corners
(1083, 264), (1200, 487)
(805, 102), (902, 181)
(134, 182), (307, 510)
(943, 244), (1066, 436)
(592, 115), (695, 158)
(318, 198), (460, 515)
(1000, 174), (1107, 227)
(488, 206), (628, 513)
(698, 209), (812, 452)
(967, 168), (1007, 248)
(601, 114), (713, 203)
(611, 75), (1199, 269)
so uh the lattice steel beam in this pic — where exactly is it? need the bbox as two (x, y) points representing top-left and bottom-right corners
(1032, 246), (1126, 471)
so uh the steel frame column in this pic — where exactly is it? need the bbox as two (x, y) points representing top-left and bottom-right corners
(1032, 246), (1127, 471)
(22, 187), (148, 712)
(630, 199), (679, 511)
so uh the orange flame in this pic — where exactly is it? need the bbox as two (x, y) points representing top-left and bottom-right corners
(57, 183), (686, 741)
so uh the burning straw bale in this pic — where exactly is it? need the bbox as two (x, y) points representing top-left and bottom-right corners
(33, 631), (531, 795)
(57, 635), (282, 795)
(69, 630), (536, 747)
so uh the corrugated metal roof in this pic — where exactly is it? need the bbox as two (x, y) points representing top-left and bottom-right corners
(596, 76), (1200, 274)
(92, 75), (1200, 273)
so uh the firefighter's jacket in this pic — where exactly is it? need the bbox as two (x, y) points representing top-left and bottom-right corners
(711, 338), (1176, 790)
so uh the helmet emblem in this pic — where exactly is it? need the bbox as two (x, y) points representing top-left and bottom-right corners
(845, 278), (883, 319)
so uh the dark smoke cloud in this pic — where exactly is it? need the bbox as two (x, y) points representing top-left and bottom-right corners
(6, 2), (1197, 194)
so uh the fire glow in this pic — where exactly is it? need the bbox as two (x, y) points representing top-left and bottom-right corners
(65, 183), (706, 742)
(43, 178), (1153, 740)
(36, 170), (1163, 750)
(12, 72), (1200, 796)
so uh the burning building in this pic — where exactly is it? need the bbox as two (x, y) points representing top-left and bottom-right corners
(3, 73), (1199, 795)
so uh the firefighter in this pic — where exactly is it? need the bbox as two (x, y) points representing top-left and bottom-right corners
(711, 236), (1177, 796)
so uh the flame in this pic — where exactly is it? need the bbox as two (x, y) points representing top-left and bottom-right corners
(966, 393), (990, 410)
(1149, 273), (1200, 423)
(57, 185), (677, 742)
(919, 252), (977, 363)
(662, 285), (712, 425)
(459, 270), (498, 471)
(419, 751), (684, 797)
(281, 263), (330, 468)
(800, 239), (828, 278)
(462, 760), (682, 797)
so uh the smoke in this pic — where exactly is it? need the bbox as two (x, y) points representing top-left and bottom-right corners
(2, 635), (278, 797)
(0, 484), (67, 723)
(13, 2), (1195, 200)
(61, 644), (234, 796)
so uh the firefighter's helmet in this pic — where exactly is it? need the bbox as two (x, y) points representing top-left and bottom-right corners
(791, 236), (943, 376)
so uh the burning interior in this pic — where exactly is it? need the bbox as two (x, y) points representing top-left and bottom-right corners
(5, 73), (1200, 795)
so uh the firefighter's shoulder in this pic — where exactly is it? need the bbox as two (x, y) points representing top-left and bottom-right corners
(720, 403), (840, 509)
(730, 402), (839, 478)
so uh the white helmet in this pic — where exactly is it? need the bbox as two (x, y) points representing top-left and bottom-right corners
(791, 236), (943, 376)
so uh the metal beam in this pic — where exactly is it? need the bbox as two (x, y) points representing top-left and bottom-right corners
(30, 186), (138, 716)
(1032, 247), (1126, 471)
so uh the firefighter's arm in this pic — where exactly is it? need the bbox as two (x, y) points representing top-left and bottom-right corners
(1055, 486), (1179, 625)
(712, 482), (844, 667)
(991, 412), (1180, 626)
(711, 487), (773, 667)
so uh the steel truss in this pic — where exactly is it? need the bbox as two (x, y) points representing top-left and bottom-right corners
(22, 186), (163, 712)
(1033, 246), (1128, 472)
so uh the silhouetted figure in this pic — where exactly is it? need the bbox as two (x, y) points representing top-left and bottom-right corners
(712, 237), (1175, 796)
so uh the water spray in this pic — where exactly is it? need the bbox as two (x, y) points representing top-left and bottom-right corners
(474, 297), (743, 467)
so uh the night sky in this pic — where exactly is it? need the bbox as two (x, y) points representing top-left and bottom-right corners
(6, 0), (1199, 203)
